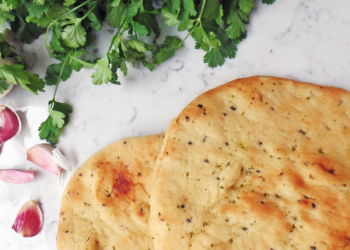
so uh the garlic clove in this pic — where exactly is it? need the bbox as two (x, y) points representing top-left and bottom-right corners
(26, 144), (71, 181)
(0, 169), (34, 183)
(0, 105), (21, 145)
(12, 198), (43, 237)
(26, 144), (62, 180)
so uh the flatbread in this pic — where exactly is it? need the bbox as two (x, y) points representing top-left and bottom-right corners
(150, 76), (350, 250)
(57, 134), (164, 250)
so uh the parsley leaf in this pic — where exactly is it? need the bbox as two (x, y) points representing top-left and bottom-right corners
(238, 0), (254, 13)
(106, 2), (126, 28)
(162, 8), (180, 26)
(203, 0), (223, 25)
(0, 33), (15, 58)
(25, 1), (53, 19)
(0, 11), (15, 30)
(91, 55), (112, 85)
(9, 4), (44, 44)
(49, 106), (65, 128)
(178, 0), (197, 21)
(39, 116), (60, 144)
(226, 10), (246, 39)
(70, 56), (94, 72)
(153, 36), (182, 64)
(204, 49), (224, 67)
(45, 62), (73, 86)
(61, 23), (86, 48)
(0, 64), (45, 94)
(177, 19), (195, 31)
(0, 79), (10, 94)
(262, 0), (275, 4)
(50, 29), (65, 53)
(39, 101), (72, 144)
(87, 9), (102, 31)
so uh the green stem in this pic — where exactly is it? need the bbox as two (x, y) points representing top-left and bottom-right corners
(52, 51), (72, 102)
(178, 0), (207, 48)
(107, 2), (129, 54)
(121, 39), (135, 62)
(45, 0), (93, 55)
(80, 1), (99, 21)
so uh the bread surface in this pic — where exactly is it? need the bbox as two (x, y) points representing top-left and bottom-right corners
(150, 76), (350, 250)
(57, 134), (164, 250)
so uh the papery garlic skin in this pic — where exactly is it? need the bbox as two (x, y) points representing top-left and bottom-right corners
(0, 169), (34, 183)
(27, 144), (62, 180)
(52, 147), (72, 171)
(12, 198), (43, 237)
(0, 105), (21, 145)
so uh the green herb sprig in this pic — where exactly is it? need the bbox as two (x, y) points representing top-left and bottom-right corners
(0, 0), (275, 144)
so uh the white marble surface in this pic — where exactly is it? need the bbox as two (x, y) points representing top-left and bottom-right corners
(1, 0), (350, 249)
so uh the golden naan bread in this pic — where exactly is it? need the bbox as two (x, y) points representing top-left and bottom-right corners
(57, 134), (164, 250)
(150, 76), (350, 250)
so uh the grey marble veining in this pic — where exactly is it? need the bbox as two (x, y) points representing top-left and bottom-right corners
(1, 0), (350, 249)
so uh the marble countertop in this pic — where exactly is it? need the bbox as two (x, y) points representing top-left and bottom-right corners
(1, 0), (350, 249)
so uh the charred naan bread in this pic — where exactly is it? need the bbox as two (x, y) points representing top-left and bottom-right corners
(57, 134), (164, 250)
(150, 76), (350, 250)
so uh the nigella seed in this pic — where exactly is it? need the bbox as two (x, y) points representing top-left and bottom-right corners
(138, 173), (141, 176)
(226, 142), (229, 146)
(187, 219), (191, 223)
(198, 104), (203, 108)
(181, 204), (185, 208)
(256, 170), (261, 173)
(66, 231), (69, 233)
(242, 227), (247, 231)
(185, 116), (189, 120)
(312, 203), (316, 208)
(231, 106), (236, 111)
(261, 201), (264, 204)
(259, 142), (263, 145)
(275, 194), (280, 198)
(188, 142), (192, 145)
(204, 159), (209, 163)
(102, 204), (106, 206)
(311, 247), (316, 250)
(271, 107), (274, 110)
(299, 130), (306, 135)
(79, 174), (82, 177)
(224, 113), (227, 116)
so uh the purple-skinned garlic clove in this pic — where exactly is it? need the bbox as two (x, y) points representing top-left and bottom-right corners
(12, 198), (43, 237)
(0, 169), (34, 183)
(26, 144), (71, 181)
(0, 105), (21, 145)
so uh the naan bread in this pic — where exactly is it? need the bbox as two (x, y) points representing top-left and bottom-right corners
(150, 76), (350, 250)
(57, 134), (164, 250)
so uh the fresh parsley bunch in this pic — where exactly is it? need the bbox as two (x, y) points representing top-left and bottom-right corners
(1, 0), (275, 144)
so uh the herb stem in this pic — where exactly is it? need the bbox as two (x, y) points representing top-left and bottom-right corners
(107, 1), (129, 54)
(52, 51), (72, 102)
(178, 0), (207, 48)
(80, 1), (99, 21)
